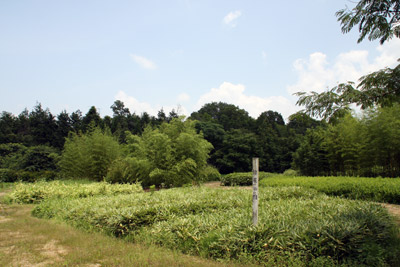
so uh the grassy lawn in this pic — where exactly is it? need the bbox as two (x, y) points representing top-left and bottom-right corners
(0, 202), (247, 267)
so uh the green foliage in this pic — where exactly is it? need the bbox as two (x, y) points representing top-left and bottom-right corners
(282, 169), (298, 176)
(32, 186), (400, 266)
(0, 143), (59, 172)
(361, 105), (400, 177)
(260, 175), (400, 204)
(125, 118), (213, 187)
(336, 0), (400, 44)
(190, 102), (255, 131)
(0, 169), (58, 183)
(105, 157), (138, 184)
(0, 168), (18, 182)
(293, 105), (400, 177)
(199, 165), (221, 182)
(292, 128), (329, 176)
(214, 129), (261, 174)
(221, 172), (273, 186)
(6, 180), (142, 204)
(59, 127), (122, 181)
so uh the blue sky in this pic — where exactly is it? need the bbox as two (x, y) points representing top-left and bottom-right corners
(1, 0), (400, 120)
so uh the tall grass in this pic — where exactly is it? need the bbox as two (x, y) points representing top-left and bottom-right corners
(260, 176), (400, 204)
(32, 186), (400, 266)
(4, 180), (143, 204)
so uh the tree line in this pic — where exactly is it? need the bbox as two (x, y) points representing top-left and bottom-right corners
(2, 98), (400, 180)
(0, 101), (321, 177)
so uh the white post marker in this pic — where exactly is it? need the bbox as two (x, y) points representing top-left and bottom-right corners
(252, 157), (259, 226)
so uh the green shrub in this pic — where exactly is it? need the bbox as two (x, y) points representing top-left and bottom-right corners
(6, 180), (143, 204)
(221, 172), (273, 186)
(17, 171), (37, 182)
(260, 176), (400, 204)
(0, 168), (18, 182)
(199, 165), (221, 182)
(282, 169), (298, 176)
(105, 157), (138, 184)
(125, 118), (213, 188)
(38, 170), (58, 181)
(59, 127), (122, 181)
(0, 144), (59, 173)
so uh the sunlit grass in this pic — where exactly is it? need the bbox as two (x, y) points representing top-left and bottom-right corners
(0, 204), (246, 267)
(31, 186), (400, 266)
(260, 175), (400, 204)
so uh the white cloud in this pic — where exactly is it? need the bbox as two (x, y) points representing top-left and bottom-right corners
(178, 93), (190, 102)
(129, 54), (157, 70)
(196, 82), (299, 120)
(287, 38), (400, 95)
(115, 90), (157, 115)
(223, 10), (241, 27)
(115, 90), (187, 117)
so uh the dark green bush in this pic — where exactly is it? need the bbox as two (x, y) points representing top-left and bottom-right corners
(200, 165), (221, 182)
(221, 171), (273, 186)
(0, 168), (18, 182)
(105, 158), (138, 184)
(38, 170), (58, 181)
(17, 171), (37, 182)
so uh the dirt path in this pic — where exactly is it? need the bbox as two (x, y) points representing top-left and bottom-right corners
(381, 203), (400, 226)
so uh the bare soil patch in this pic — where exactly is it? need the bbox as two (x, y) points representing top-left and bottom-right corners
(381, 203), (400, 226)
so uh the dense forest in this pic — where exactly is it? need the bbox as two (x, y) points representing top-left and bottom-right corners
(0, 102), (318, 179)
(1, 99), (399, 184)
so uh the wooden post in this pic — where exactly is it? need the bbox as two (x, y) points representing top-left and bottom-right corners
(252, 157), (259, 226)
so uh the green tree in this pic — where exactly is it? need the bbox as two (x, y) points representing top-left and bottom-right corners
(0, 143), (59, 172)
(28, 103), (58, 147)
(54, 110), (73, 149)
(190, 102), (255, 131)
(292, 128), (330, 176)
(361, 104), (400, 177)
(323, 113), (363, 176)
(70, 110), (83, 132)
(0, 112), (17, 143)
(194, 121), (226, 167)
(110, 100), (131, 143)
(336, 0), (400, 44)
(82, 106), (102, 131)
(287, 111), (322, 136)
(59, 127), (122, 181)
(124, 117), (213, 187)
(214, 129), (261, 174)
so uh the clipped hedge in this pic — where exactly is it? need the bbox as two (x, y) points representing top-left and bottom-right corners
(221, 171), (273, 186)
